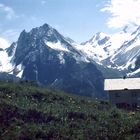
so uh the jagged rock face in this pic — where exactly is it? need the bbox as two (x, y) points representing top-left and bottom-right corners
(22, 54), (105, 97)
(14, 24), (81, 65)
(2, 23), (140, 97)
(5, 23), (106, 98)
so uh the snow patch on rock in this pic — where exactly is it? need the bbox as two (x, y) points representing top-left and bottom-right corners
(45, 41), (69, 52)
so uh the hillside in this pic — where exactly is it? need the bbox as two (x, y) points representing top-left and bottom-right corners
(0, 81), (140, 140)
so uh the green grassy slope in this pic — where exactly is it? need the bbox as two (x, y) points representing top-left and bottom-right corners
(0, 81), (140, 140)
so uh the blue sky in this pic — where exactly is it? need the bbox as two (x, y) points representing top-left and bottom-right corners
(0, 0), (140, 44)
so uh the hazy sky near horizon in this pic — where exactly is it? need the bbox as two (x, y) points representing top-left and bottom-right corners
(0, 0), (140, 43)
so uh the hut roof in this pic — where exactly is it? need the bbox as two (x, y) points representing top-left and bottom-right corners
(104, 78), (140, 91)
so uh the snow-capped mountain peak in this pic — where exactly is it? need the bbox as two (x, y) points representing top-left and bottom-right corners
(1, 23), (140, 80)
(0, 23), (106, 97)
(102, 25), (140, 76)
(1, 22), (140, 96)
(78, 32), (112, 61)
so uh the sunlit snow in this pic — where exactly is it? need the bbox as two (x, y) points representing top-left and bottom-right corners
(0, 43), (17, 73)
(0, 50), (14, 72)
(45, 41), (69, 52)
(16, 64), (24, 78)
(127, 68), (140, 76)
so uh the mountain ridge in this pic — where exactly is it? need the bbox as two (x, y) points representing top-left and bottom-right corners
(0, 23), (107, 98)
(0, 23), (140, 97)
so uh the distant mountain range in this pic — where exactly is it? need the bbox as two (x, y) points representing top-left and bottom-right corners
(0, 23), (140, 97)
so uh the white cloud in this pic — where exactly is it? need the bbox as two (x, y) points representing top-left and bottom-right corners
(0, 37), (10, 49)
(0, 3), (16, 20)
(101, 0), (140, 28)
